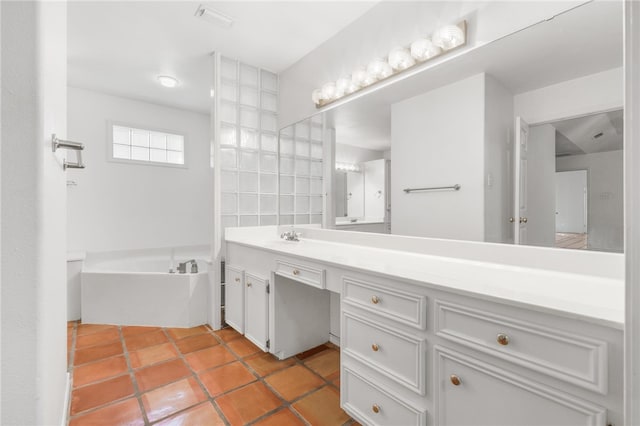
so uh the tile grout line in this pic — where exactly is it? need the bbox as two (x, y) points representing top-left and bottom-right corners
(119, 326), (152, 426)
(159, 327), (233, 426)
(213, 330), (298, 426)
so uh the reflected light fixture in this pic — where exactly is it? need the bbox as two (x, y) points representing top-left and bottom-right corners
(312, 20), (466, 108)
(336, 162), (361, 172)
(157, 75), (179, 88)
(195, 5), (234, 28)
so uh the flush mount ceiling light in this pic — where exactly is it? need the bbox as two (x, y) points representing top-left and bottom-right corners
(312, 21), (466, 108)
(157, 75), (179, 88)
(195, 4), (234, 28)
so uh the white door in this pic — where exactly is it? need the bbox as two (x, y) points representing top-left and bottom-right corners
(244, 272), (269, 351)
(556, 170), (588, 233)
(224, 266), (244, 333)
(514, 117), (529, 244)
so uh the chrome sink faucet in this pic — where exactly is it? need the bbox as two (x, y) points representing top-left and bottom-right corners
(280, 228), (301, 242)
(177, 259), (198, 274)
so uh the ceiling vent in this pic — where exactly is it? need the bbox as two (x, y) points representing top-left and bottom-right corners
(195, 5), (234, 29)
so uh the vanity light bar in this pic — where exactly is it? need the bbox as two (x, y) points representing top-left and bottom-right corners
(312, 21), (467, 108)
(336, 162), (361, 172)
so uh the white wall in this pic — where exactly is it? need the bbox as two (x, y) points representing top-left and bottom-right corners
(279, 1), (586, 127)
(526, 124), (557, 247)
(391, 73), (485, 241)
(67, 87), (212, 252)
(1, 1), (68, 424)
(514, 67), (623, 124)
(484, 74), (514, 244)
(557, 150), (623, 251)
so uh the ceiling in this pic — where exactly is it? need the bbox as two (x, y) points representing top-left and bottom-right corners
(553, 110), (624, 157)
(67, 1), (378, 113)
(325, 0), (622, 150)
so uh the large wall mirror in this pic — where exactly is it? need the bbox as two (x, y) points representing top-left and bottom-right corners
(279, 0), (623, 253)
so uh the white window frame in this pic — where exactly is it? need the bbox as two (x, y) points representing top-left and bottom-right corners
(107, 121), (188, 169)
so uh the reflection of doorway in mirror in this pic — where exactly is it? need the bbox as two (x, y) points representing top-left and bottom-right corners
(524, 109), (623, 252)
(555, 170), (588, 249)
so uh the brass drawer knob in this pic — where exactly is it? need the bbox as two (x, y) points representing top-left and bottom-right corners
(372, 404), (380, 414)
(292, 269), (300, 275)
(371, 295), (380, 304)
(247, 282), (252, 287)
(450, 374), (461, 386)
(497, 333), (510, 346)
(234, 277), (240, 283)
(371, 343), (380, 352)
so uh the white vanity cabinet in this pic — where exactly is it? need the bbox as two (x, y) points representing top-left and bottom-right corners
(340, 272), (622, 426)
(224, 264), (270, 351)
(224, 228), (623, 426)
(244, 272), (269, 351)
(224, 265), (244, 333)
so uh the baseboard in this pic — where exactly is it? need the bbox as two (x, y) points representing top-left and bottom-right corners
(329, 333), (341, 347)
(61, 372), (71, 426)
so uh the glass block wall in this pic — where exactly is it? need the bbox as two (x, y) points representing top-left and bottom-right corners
(219, 56), (279, 228)
(278, 115), (324, 225)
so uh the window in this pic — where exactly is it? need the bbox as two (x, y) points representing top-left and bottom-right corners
(112, 125), (185, 165)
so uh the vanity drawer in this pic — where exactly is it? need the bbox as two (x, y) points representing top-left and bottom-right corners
(343, 277), (427, 329)
(435, 346), (607, 426)
(343, 312), (426, 395)
(435, 300), (608, 394)
(275, 259), (325, 289)
(342, 367), (426, 426)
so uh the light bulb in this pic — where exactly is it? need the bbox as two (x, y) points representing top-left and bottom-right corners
(345, 81), (359, 94)
(351, 67), (368, 88)
(367, 58), (386, 80)
(379, 62), (393, 79)
(410, 38), (442, 61)
(321, 82), (337, 101)
(388, 47), (415, 71)
(362, 70), (377, 86)
(432, 24), (465, 50)
(311, 89), (323, 104)
(336, 77), (351, 97)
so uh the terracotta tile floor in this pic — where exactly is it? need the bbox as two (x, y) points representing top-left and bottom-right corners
(67, 321), (356, 425)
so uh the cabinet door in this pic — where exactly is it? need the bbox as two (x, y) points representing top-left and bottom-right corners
(225, 266), (244, 333)
(244, 272), (269, 351)
(436, 347), (607, 426)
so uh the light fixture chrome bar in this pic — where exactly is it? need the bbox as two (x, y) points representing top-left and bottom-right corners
(403, 184), (461, 193)
(52, 134), (84, 152)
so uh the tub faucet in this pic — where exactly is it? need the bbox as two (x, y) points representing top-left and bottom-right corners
(177, 259), (197, 274)
(280, 229), (301, 242)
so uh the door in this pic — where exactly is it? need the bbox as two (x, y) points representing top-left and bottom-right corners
(244, 272), (269, 351)
(513, 117), (529, 244)
(556, 170), (588, 233)
(224, 266), (244, 333)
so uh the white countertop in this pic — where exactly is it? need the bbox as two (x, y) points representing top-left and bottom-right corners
(226, 227), (624, 329)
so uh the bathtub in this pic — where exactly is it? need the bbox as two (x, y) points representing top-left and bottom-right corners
(81, 248), (210, 328)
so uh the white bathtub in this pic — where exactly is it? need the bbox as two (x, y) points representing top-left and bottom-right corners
(81, 248), (210, 328)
